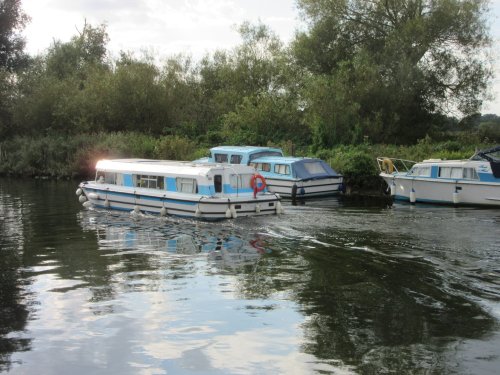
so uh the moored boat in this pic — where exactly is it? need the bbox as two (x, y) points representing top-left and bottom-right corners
(377, 146), (500, 206)
(196, 146), (343, 199)
(76, 159), (283, 220)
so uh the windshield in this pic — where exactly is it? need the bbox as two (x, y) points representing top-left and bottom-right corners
(471, 146), (500, 162)
(248, 151), (283, 161)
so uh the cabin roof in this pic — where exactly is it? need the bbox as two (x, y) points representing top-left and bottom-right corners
(417, 159), (473, 166)
(96, 159), (254, 176)
(251, 156), (318, 164)
(210, 145), (283, 154)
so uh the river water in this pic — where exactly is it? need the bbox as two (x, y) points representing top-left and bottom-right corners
(1, 177), (499, 374)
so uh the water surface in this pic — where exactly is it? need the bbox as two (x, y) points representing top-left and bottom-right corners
(1, 178), (499, 374)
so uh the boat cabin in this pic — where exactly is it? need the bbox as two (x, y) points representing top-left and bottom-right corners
(200, 146), (284, 165)
(406, 161), (481, 181)
(94, 159), (260, 196)
(249, 156), (340, 181)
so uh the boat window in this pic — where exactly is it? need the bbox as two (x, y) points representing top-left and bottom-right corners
(438, 167), (462, 179)
(230, 174), (252, 189)
(274, 164), (290, 175)
(176, 178), (197, 193)
(214, 154), (228, 163)
(304, 162), (327, 174)
(230, 155), (242, 164)
(104, 172), (116, 184)
(116, 174), (124, 186)
(249, 151), (283, 161)
(451, 168), (462, 178)
(96, 171), (105, 183)
(157, 177), (165, 189)
(137, 175), (165, 189)
(254, 163), (271, 172)
(214, 175), (222, 193)
(408, 166), (431, 177)
(463, 167), (479, 180)
(471, 147), (500, 161)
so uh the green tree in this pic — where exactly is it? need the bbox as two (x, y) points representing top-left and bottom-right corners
(294, 0), (492, 146)
(13, 22), (111, 135)
(200, 22), (306, 145)
(107, 54), (165, 133)
(222, 92), (306, 145)
(0, 0), (30, 72)
(45, 21), (109, 80)
(0, 0), (29, 137)
(159, 55), (202, 138)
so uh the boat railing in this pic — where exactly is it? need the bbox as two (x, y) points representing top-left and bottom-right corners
(376, 157), (416, 174)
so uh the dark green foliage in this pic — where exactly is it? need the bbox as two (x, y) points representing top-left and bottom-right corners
(0, 0), (30, 72)
(0, 0), (29, 138)
(0, 133), (202, 178)
(0, 69), (14, 138)
(45, 22), (109, 80)
(155, 136), (198, 160)
(222, 93), (306, 145)
(314, 137), (495, 179)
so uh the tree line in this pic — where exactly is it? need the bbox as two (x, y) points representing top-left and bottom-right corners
(0, 0), (496, 160)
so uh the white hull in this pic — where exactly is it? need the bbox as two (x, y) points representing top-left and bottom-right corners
(381, 173), (500, 206)
(264, 177), (343, 198)
(80, 183), (281, 220)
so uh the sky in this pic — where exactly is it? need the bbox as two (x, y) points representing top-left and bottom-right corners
(20, 0), (500, 115)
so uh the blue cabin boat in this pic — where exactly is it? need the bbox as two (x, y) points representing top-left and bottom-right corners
(197, 146), (344, 198)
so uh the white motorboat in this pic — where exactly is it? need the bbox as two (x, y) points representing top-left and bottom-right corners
(76, 159), (283, 220)
(377, 146), (500, 206)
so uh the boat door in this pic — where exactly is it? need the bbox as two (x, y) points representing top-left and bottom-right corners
(214, 174), (222, 193)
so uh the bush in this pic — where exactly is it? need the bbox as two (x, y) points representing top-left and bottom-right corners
(154, 135), (198, 160)
(0, 131), (495, 181)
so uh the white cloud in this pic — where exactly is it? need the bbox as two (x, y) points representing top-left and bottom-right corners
(22, 0), (297, 59)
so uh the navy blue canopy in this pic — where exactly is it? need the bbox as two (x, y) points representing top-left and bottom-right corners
(473, 145), (500, 178)
(293, 159), (341, 180)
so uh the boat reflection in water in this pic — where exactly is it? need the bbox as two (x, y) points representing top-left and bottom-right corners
(78, 209), (270, 270)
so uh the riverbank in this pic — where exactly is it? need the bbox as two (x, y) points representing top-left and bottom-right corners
(0, 132), (495, 188)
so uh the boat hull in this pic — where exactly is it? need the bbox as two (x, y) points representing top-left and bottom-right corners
(80, 183), (281, 219)
(381, 174), (500, 206)
(264, 176), (343, 198)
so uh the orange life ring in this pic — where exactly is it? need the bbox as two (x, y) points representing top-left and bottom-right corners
(250, 173), (266, 197)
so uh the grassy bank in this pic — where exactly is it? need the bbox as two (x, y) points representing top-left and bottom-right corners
(0, 133), (208, 178)
(311, 136), (495, 196)
(0, 132), (495, 195)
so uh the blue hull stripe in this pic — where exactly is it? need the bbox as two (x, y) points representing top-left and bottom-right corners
(393, 195), (493, 206)
(394, 195), (450, 204)
(267, 181), (342, 188)
(84, 187), (278, 205)
(86, 187), (197, 206)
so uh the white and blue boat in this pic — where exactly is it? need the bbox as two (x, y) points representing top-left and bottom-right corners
(377, 146), (500, 206)
(196, 146), (343, 198)
(76, 159), (283, 220)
